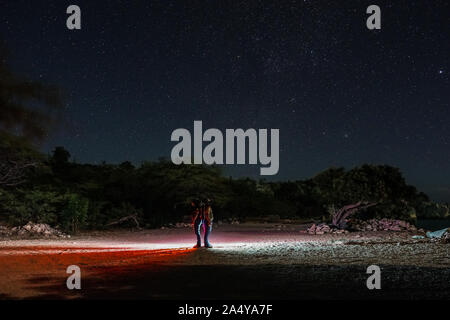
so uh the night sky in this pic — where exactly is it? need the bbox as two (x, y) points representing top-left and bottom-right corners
(1, 1), (449, 201)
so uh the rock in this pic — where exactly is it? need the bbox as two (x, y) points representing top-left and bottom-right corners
(1, 222), (68, 239)
(307, 223), (344, 235)
(306, 218), (420, 235)
(442, 231), (450, 243)
(398, 221), (408, 228)
(348, 218), (417, 232)
(175, 222), (189, 228)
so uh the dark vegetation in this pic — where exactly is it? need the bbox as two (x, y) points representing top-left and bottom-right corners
(0, 143), (433, 232)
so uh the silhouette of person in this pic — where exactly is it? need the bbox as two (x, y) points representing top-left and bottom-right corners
(192, 198), (213, 248)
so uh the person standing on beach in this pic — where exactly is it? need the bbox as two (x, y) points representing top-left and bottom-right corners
(192, 198), (213, 248)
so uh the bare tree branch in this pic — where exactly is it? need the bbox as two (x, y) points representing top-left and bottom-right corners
(106, 214), (141, 229)
(0, 148), (38, 187)
(331, 201), (377, 229)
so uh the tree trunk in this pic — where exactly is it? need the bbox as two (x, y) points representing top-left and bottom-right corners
(331, 201), (377, 229)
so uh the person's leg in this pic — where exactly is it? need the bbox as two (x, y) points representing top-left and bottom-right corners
(193, 218), (202, 248)
(204, 221), (212, 248)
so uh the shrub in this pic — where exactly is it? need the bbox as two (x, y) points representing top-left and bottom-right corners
(60, 193), (89, 233)
(0, 189), (62, 225)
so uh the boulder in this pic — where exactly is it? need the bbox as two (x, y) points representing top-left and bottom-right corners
(1, 222), (68, 239)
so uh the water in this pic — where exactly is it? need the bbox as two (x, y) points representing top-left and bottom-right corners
(416, 219), (450, 231)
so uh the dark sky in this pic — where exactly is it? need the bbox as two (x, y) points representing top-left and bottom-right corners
(1, 1), (449, 201)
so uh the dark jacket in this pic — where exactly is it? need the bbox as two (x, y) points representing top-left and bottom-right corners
(192, 205), (213, 225)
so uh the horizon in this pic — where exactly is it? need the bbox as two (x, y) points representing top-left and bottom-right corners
(41, 144), (448, 203)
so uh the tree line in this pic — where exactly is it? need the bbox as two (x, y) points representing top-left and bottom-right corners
(0, 142), (434, 232)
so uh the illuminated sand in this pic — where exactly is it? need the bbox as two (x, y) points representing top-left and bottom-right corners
(0, 223), (449, 299)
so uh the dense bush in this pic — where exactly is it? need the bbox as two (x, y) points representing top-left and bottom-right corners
(305, 165), (425, 221)
(0, 144), (437, 232)
(0, 189), (62, 225)
(60, 193), (89, 233)
(0, 188), (90, 232)
(416, 202), (449, 219)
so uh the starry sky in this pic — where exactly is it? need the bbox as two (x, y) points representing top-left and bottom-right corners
(1, 1), (449, 201)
